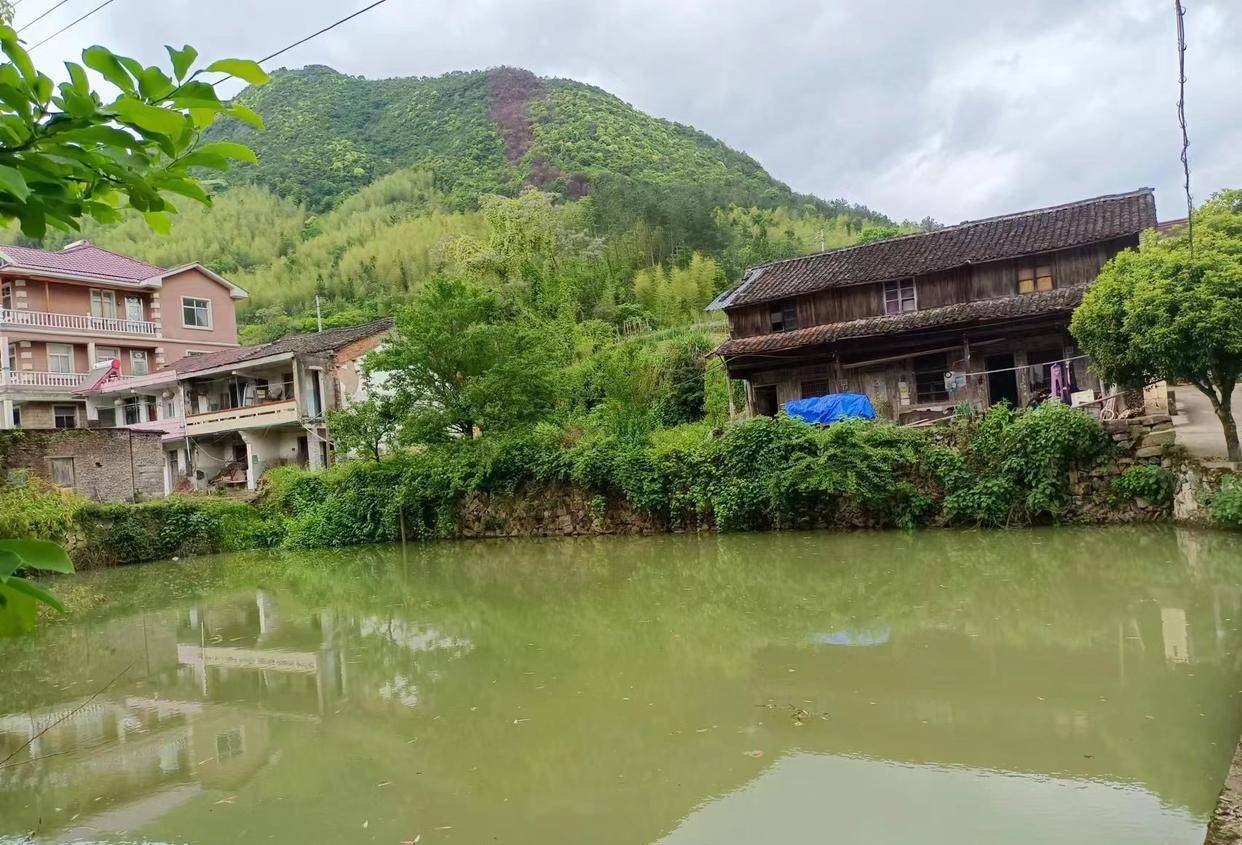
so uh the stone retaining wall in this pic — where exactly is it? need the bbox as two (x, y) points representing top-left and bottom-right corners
(0, 428), (165, 502)
(457, 485), (667, 538)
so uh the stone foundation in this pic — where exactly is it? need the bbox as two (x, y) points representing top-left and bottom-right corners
(457, 484), (668, 538)
(0, 428), (165, 502)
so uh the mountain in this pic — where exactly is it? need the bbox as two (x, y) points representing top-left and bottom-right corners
(6, 66), (900, 331)
(211, 65), (850, 216)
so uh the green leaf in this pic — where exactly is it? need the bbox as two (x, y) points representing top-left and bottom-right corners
(227, 103), (264, 130)
(166, 44), (198, 81)
(112, 96), (188, 136)
(0, 164), (30, 201)
(82, 45), (136, 94)
(0, 540), (73, 573)
(2, 36), (37, 85)
(206, 58), (269, 85)
(3, 575), (65, 612)
(0, 584), (37, 636)
(0, 549), (21, 580)
(144, 210), (172, 234)
(136, 66), (175, 101)
(65, 61), (90, 93)
(192, 141), (257, 165)
(157, 176), (210, 204)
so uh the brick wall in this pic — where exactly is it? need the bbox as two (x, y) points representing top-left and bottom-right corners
(0, 428), (165, 501)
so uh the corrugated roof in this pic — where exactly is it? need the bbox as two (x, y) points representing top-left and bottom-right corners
(710, 189), (1157, 310)
(0, 241), (166, 282)
(713, 286), (1085, 358)
(172, 318), (394, 375)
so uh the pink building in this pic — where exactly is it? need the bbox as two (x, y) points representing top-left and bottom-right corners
(0, 241), (246, 429)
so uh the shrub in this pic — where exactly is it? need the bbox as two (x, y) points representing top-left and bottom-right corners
(1209, 475), (1242, 529)
(1111, 464), (1174, 505)
(0, 473), (82, 542)
(78, 498), (283, 566)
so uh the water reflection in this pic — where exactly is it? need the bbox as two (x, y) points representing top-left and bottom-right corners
(1, 526), (1241, 844)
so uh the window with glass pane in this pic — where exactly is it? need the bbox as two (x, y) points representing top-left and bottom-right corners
(1, 283), (11, 310)
(53, 405), (77, 429)
(182, 297), (211, 328)
(90, 289), (117, 318)
(884, 279), (917, 314)
(49, 457), (75, 486)
(769, 300), (798, 332)
(123, 402), (140, 425)
(95, 346), (120, 366)
(1018, 264), (1054, 294)
(97, 407), (116, 427)
(914, 353), (950, 404)
(125, 296), (143, 322)
(130, 350), (149, 375)
(47, 343), (74, 373)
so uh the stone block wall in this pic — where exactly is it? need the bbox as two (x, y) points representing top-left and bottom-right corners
(457, 484), (667, 538)
(0, 428), (165, 502)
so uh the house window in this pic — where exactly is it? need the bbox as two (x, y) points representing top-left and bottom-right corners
(913, 353), (950, 404)
(182, 297), (212, 329)
(11, 406), (20, 427)
(801, 378), (831, 399)
(53, 405), (77, 429)
(125, 296), (143, 323)
(1018, 263), (1054, 294)
(97, 407), (116, 426)
(90, 289), (118, 319)
(769, 300), (798, 333)
(94, 346), (121, 366)
(130, 350), (149, 375)
(884, 279), (917, 315)
(122, 401), (140, 426)
(1, 282), (11, 310)
(5, 342), (15, 373)
(47, 343), (74, 374)
(49, 457), (76, 487)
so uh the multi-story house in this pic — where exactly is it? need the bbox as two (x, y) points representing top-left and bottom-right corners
(84, 319), (393, 493)
(709, 189), (1160, 421)
(0, 240), (246, 429)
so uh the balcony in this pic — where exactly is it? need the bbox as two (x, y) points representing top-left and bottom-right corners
(185, 399), (299, 436)
(0, 369), (87, 392)
(0, 307), (157, 337)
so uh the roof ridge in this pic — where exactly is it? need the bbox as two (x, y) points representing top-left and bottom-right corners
(742, 188), (1155, 275)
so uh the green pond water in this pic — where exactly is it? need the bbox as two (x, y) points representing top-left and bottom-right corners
(3, 526), (1242, 844)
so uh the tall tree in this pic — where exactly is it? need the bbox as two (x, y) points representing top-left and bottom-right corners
(370, 276), (564, 442)
(1071, 190), (1242, 460)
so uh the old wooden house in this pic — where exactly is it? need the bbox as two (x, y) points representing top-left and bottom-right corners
(709, 189), (1159, 421)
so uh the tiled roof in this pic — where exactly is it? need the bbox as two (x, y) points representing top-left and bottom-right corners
(0, 240), (166, 283)
(172, 318), (394, 375)
(709, 189), (1157, 309)
(713, 286), (1085, 358)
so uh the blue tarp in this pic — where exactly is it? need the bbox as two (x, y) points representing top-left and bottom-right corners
(784, 392), (876, 425)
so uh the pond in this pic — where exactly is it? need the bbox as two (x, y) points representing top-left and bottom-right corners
(3, 526), (1242, 844)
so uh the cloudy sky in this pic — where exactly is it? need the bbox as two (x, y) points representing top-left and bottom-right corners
(22, 0), (1241, 224)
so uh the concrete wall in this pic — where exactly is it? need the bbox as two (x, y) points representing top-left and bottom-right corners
(0, 428), (165, 501)
(158, 268), (239, 352)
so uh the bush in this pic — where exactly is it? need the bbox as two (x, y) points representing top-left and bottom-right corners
(1111, 464), (1174, 505)
(0, 473), (82, 542)
(78, 498), (283, 566)
(1209, 475), (1242, 529)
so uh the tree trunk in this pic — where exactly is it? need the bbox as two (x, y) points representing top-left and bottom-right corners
(1217, 394), (1241, 462)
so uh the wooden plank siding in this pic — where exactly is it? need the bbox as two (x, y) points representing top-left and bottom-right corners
(724, 238), (1134, 340)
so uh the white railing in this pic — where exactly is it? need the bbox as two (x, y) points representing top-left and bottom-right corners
(0, 369), (85, 389)
(185, 399), (299, 436)
(0, 307), (157, 336)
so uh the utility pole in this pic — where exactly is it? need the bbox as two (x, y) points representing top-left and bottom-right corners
(1174, 0), (1194, 253)
(315, 294), (323, 333)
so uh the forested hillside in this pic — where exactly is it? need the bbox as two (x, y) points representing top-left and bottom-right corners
(4, 65), (907, 339)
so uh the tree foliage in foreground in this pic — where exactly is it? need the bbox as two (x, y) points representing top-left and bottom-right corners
(0, 27), (267, 238)
(1072, 190), (1242, 461)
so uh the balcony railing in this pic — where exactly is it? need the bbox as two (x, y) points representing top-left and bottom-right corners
(0, 369), (86, 389)
(0, 307), (157, 336)
(185, 399), (299, 436)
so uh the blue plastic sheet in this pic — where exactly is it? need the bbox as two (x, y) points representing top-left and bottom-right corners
(784, 392), (876, 425)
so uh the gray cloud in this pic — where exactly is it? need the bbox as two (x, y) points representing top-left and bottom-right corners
(23, 0), (1241, 222)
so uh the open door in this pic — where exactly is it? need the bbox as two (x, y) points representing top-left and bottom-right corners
(753, 385), (779, 416)
(986, 354), (1020, 408)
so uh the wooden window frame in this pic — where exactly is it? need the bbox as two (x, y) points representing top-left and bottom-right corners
(769, 299), (798, 333)
(46, 342), (74, 374)
(913, 353), (950, 404)
(801, 378), (831, 399)
(1017, 263), (1054, 295)
(52, 404), (77, 429)
(90, 288), (118, 319)
(883, 278), (917, 315)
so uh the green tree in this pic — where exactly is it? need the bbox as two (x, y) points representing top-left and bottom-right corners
(1071, 190), (1242, 460)
(370, 276), (564, 441)
(0, 27), (267, 238)
(854, 225), (904, 244)
(328, 394), (407, 463)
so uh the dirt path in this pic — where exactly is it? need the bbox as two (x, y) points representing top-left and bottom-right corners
(1171, 384), (1242, 461)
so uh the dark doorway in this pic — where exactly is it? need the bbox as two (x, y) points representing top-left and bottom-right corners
(986, 354), (1020, 407)
(754, 385), (779, 416)
(296, 435), (310, 466)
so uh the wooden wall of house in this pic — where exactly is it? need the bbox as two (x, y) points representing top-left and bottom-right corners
(725, 237), (1136, 339)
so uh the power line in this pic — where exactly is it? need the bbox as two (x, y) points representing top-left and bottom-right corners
(28, 0), (117, 50)
(16, 0), (71, 32)
(1173, 0), (1194, 253)
(257, 0), (392, 65)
